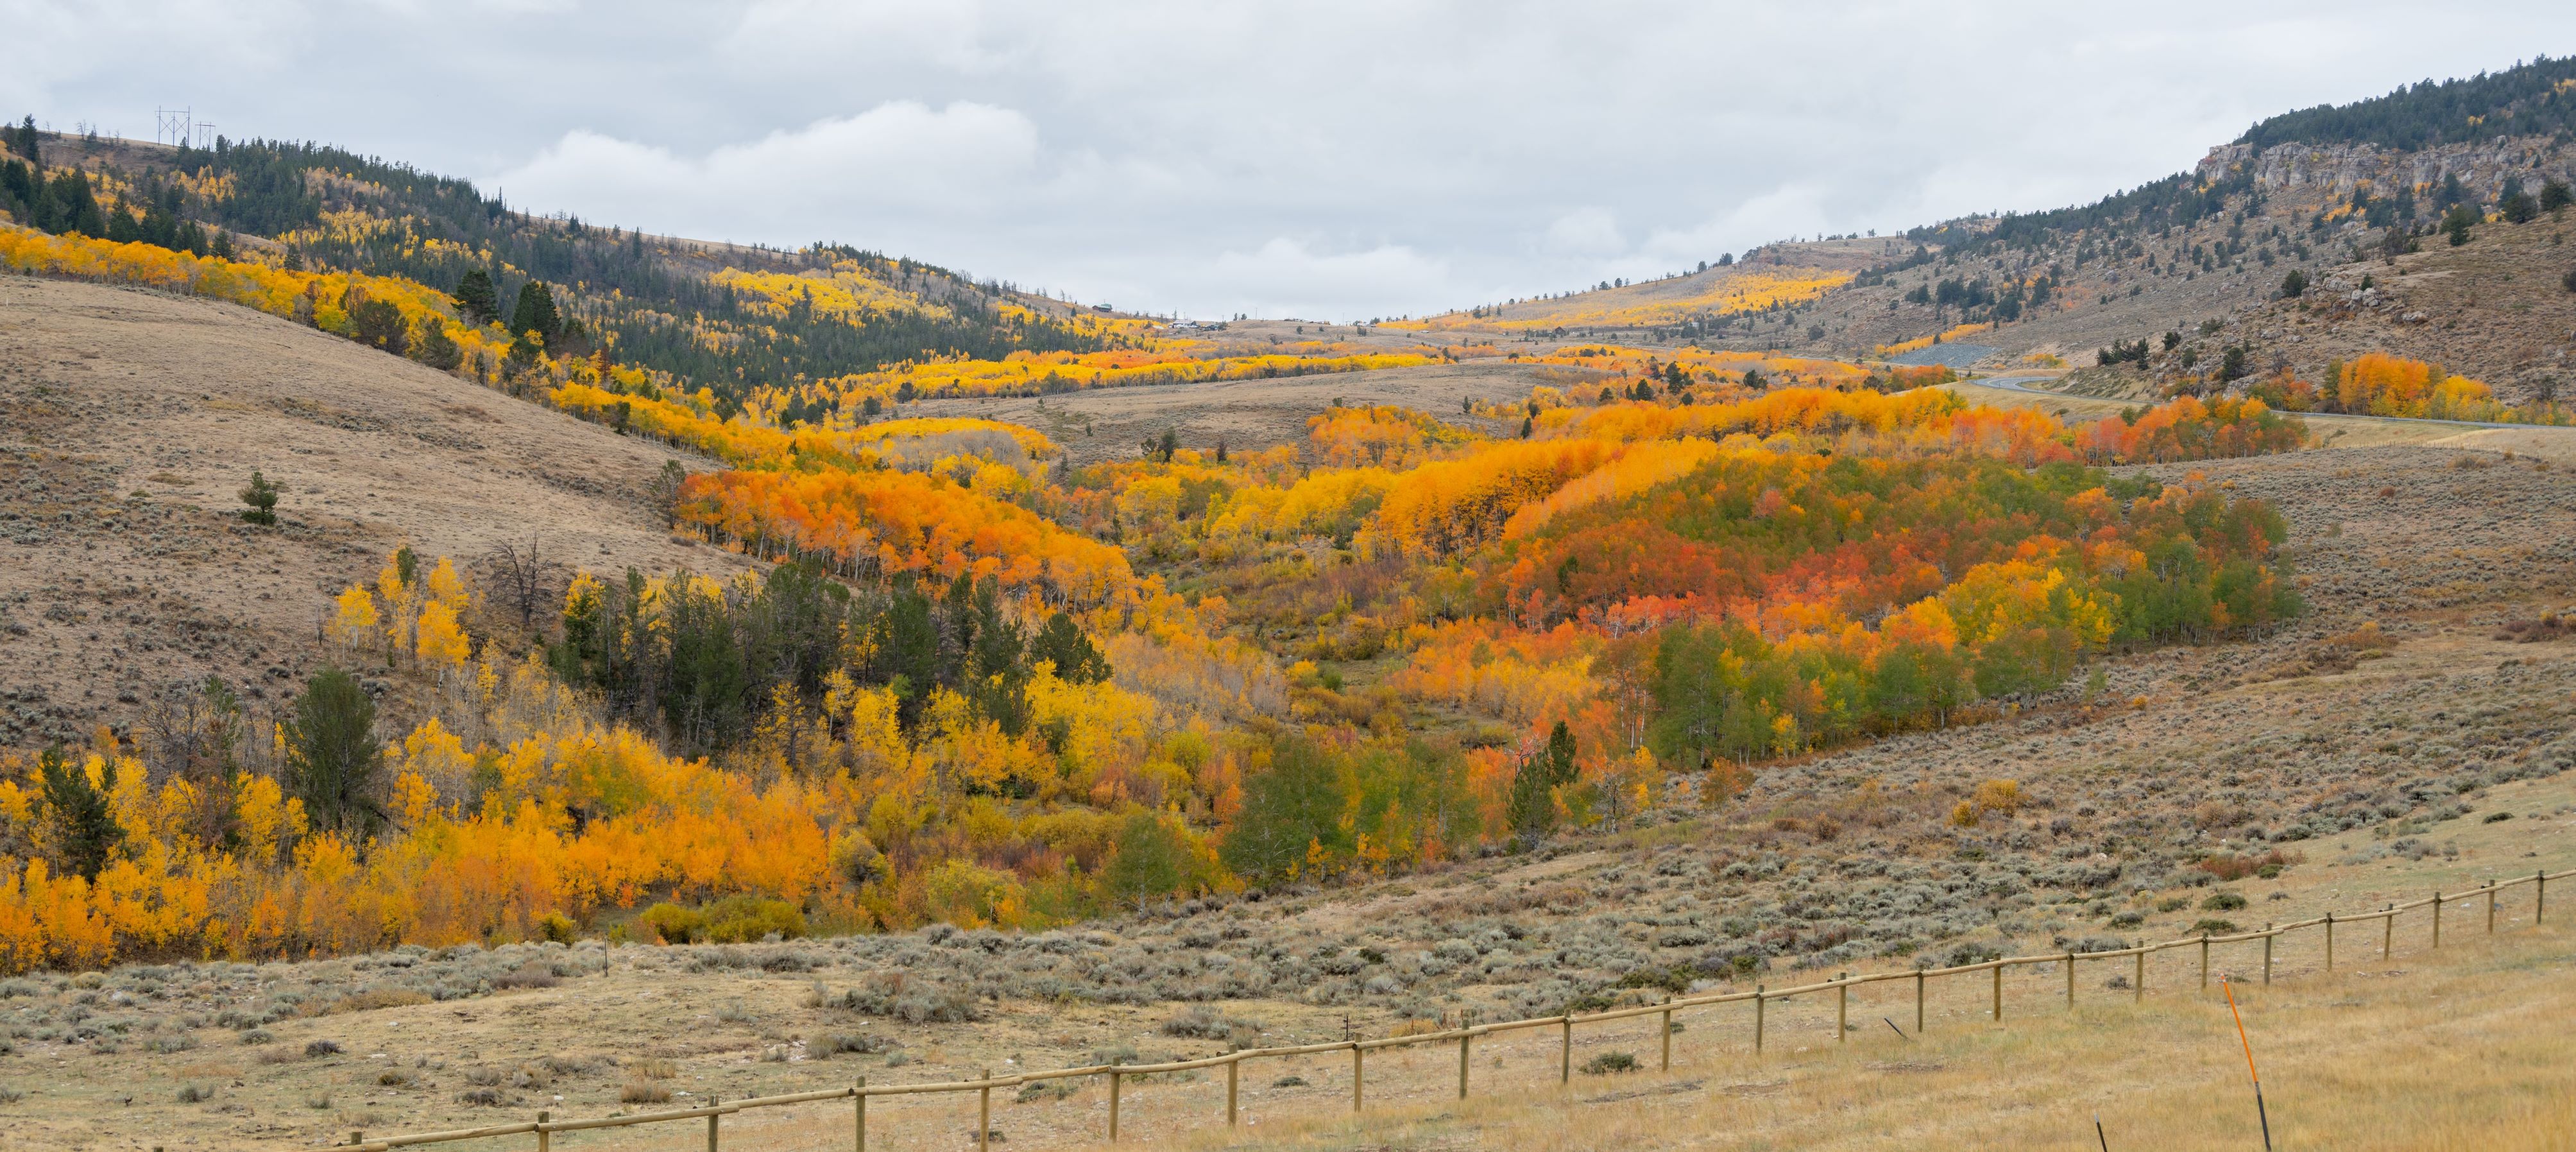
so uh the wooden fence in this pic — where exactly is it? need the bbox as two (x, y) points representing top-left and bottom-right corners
(334, 867), (2563, 1152)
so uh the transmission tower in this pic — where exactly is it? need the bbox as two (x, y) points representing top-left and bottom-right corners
(154, 107), (214, 148)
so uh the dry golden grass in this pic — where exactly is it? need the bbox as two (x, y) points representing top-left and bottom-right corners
(528, 913), (2574, 1152)
(1088, 921), (2576, 1151)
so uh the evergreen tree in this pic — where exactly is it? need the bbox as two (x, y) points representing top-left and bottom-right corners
(9, 115), (35, 164)
(413, 318), (463, 370)
(1032, 611), (1110, 683)
(0, 158), (32, 223)
(40, 168), (105, 236)
(346, 293), (409, 355)
(286, 667), (382, 834)
(2218, 345), (2250, 382)
(238, 470), (280, 525)
(661, 576), (748, 748)
(2500, 178), (2539, 225)
(2278, 269), (2307, 298)
(37, 746), (122, 880)
(965, 578), (1030, 739)
(452, 268), (500, 326)
(876, 580), (941, 728)
(1506, 721), (1580, 843)
(2434, 172), (2469, 210)
(2541, 179), (2574, 216)
(2443, 203), (2478, 246)
(508, 279), (562, 346)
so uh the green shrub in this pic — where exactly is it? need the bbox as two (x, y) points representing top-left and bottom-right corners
(699, 896), (806, 943)
(2201, 891), (2248, 911)
(638, 902), (701, 944)
(538, 911), (579, 944)
(637, 897), (803, 944)
(1580, 1051), (1639, 1075)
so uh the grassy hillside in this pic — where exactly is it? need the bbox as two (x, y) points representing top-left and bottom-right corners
(0, 275), (750, 752)
(0, 132), (1114, 407)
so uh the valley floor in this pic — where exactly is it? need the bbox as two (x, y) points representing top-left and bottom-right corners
(1, 437), (2572, 1149)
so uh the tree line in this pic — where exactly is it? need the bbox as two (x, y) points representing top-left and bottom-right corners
(550, 560), (1111, 764)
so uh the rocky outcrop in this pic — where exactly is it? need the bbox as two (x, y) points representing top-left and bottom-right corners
(2196, 137), (2573, 204)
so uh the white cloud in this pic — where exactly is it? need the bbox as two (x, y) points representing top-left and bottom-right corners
(722, 0), (997, 72)
(489, 102), (1038, 238)
(1544, 209), (1625, 257)
(16, 1), (2576, 317)
(1202, 238), (1452, 320)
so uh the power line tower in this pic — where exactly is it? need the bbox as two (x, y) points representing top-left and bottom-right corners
(154, 108), (214, 148)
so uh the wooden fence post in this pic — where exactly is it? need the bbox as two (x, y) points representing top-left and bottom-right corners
(1754, 986), (1766, 1054)
(1108, 1070), (1121, 1142)
(2383, 905), (2394, 960)
(1991, 963), (2002, 1022)
(2324, 913), (2334, 972)
(2064, 953), (2075, 1010)
(1558, 1016), (1572, 1083)
(536, 1112), (550, 1152)
(2199, 935), (2210, 991)
(2262, 925), (2273, 984)
(1915, 970), (1926, 1034)
(855, 1077), (866, 1152)
(706, 1097), (719, 1152)
(2133, 948), (2144, 1002)
(1836, 975), (1848, 1043)
(2539, 870), (2548, 924)
(977, 1069), (991, 1152)
(1660, 1006), (1673, 1070)
(1354, 1044), (1365, 1111)
(2487, 881), (2497, 934)
(2433, 891), (2443, 949)
(1458, 1032), (1471, 1099)
(1227, 1057), (1239, 1126)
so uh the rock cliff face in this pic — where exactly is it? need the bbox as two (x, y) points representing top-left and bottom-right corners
(2197, 137), (2574, 205)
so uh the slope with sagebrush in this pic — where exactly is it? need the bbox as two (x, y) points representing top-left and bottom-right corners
(0, 275), (746, 749)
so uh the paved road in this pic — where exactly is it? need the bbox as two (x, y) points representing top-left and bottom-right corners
(1884, 343), (2000, 369)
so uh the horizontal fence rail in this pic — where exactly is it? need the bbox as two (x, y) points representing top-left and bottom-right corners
(338, 866), (2565, 1152)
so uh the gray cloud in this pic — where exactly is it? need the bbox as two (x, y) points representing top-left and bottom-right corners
(12, 1), (2576, 319)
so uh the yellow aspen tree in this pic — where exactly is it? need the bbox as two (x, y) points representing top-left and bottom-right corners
(327, 585), (379, 649)
(232, 773), (302, 863)
(376, 549), (422, 664)
(424, 555), (468, 614)
(391, 770), (439, 828)
(416, 600), (471, 671)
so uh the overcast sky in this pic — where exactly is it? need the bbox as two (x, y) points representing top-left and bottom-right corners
(11, 2), (2576, 321)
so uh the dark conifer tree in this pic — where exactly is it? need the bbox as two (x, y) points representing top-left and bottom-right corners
(509, 279), (562, 345)
(453, 268), (500, 326)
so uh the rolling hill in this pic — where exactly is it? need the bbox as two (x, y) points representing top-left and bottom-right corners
(2, 49), (2576, 1152)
